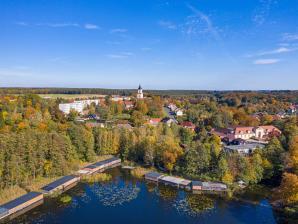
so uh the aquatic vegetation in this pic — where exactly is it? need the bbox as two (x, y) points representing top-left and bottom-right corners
(91, 183), (140, 206)
(156, 185), (178, 201)
(60, 195), (72, 203)
(82, 173), (112, 183)
(173, 194), (214, 217)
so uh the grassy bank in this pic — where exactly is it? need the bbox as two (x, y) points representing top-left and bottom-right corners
(0, 176), (57, 205)
(130, 167), (151, 179)
(82, 173), (112, 183)
(0, 155), (115, 205)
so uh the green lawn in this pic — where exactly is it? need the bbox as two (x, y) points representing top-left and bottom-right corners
(38, 94), (106, 99)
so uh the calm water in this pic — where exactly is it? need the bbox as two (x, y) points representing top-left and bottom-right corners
(7, 168), (282, 224)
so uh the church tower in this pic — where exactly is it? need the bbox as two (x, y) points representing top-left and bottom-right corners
(137, 84), (143, 99)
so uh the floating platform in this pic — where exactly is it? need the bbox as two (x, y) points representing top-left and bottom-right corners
(0, 192), (43, 222)
(41, 175), (80, 194)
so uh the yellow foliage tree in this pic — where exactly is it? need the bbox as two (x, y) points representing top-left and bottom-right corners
(276, 172), (298, 205)
(222, 171), (234, 185)
(288, 135), (298, 175)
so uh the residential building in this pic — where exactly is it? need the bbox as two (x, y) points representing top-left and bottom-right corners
(59, 99), (99, 114)
(224, 143), (265, 155)
(162, 117), (178, 126)
(180, 121), (196, 131)
(175, 109), (183, 116)
(124, 101), (134, 110)
(146, 118), (162, 126)
(111, 95), (123, 102)
(287, 105), (297, 115)
(212, 125), (281, 141)
(168, 103), (177, 112)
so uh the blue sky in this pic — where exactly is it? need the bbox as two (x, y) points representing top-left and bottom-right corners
(0, 0), (298, 90)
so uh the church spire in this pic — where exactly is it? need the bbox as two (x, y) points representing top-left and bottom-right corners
(137, 84), (144, 99)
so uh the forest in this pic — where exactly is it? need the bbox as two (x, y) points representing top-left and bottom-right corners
(0, 91), (297, 216)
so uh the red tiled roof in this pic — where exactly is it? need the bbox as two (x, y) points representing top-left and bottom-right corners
(234, 127), (254, 134)
(124, 101), (134, 105)
(150, 118), (161, 122)
(257, 125), (281, 133)
(181, 121), (195, 128)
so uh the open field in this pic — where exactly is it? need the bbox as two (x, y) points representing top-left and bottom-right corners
(38, 94), (106, 99)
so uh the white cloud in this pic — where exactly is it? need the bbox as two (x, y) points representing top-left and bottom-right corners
(247, 47), (297, 57)
(110, 28), (128, 33)
(252, 0), (274, 26)
(15, 21), (29, 26)
(36, 23), (80, 28)
(158, 20), (177, 30)
(185, 5), (220, 41)
(84, 24), (100, 30)
(283, 33), (298, 42)
(106, 52), (134, 59)
(253, 58), (280, 65)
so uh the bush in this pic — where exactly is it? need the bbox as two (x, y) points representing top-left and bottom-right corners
(130, 167), (149, 179)
(60, 194), (72, 203)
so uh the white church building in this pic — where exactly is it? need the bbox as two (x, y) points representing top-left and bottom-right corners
(137, 84), (144, 99)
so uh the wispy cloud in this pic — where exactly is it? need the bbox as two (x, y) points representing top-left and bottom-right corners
(185, 4), (220, 41)
(15, 22), (100, 30)
(110, 28), (128, 33)
(36, 23), (80, 28)
(282, 33), (298, 42)
(84, 23), (100, 30)
(254, 58), (280, 65)
(252, 0), (274, 26)
(246, 47), (298, 57)
(15, 21), (29, 26)
(106, 52), (134, 59)
(158, 20), (177, 30)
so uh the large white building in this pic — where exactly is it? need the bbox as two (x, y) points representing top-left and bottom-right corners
(59, 99), (99, 114)
(137, 85), (143, 99)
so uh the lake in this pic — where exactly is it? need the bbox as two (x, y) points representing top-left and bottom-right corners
(7, 168), (283, 224)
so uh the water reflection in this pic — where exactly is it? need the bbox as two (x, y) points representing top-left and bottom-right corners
(156, 185), (178, 201)
(5, 167), (282, 224)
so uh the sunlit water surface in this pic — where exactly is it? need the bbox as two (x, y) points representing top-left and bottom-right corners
(7, 168), (282, 224)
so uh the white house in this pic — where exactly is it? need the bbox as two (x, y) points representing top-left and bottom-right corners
(175, 109), (183, 116)
(59, 99), (100, 114)
(168, 103), (177, 112)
